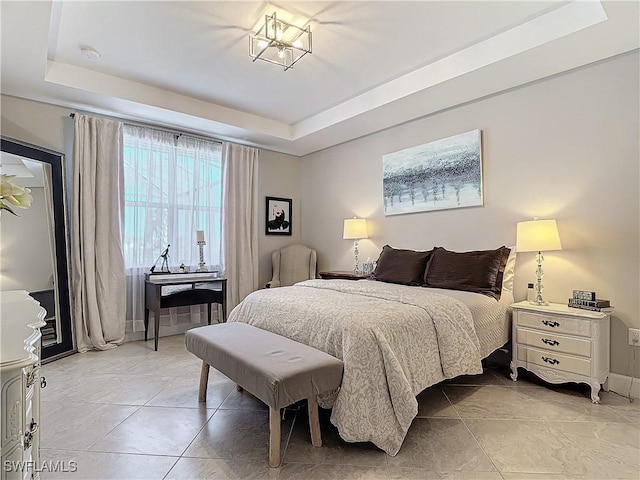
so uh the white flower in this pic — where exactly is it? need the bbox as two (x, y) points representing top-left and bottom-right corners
(1, 174), (33, 216)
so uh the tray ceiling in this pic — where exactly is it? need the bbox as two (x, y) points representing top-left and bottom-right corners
(1, 1), (638, 156)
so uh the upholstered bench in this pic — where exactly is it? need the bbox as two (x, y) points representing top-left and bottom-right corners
(185, 322), (344, 467)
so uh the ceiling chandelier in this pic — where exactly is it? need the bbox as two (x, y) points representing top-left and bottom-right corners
(249, 12), (312, 71)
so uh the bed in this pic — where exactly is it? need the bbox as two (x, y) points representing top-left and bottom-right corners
(227, 246), (515, 456)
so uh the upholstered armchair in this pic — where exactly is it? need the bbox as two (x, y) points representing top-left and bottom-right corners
(266, 244), (317, 288)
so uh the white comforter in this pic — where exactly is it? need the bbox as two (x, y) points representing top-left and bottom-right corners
(227, 279), (483, 455)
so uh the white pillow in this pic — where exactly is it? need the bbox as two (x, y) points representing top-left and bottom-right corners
(501, 246), (517, 294)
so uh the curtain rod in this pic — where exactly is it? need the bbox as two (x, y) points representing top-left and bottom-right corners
(69, 112), (223, 145)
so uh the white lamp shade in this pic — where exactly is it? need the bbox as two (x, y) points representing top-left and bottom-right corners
(343, 218), (368, 240)
(516, 219), (562, 253)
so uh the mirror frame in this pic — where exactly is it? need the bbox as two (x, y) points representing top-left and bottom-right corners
(1, 136), (74, 360)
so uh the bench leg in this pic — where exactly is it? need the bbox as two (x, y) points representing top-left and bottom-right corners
(269, 407), (281, 468)
(199, 362), (210, 402)
(308, 395), (322, 447)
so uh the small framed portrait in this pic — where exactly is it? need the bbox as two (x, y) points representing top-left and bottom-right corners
(265, 197), (292, 236)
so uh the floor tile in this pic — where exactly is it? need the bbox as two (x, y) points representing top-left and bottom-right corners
(387, 467), (502, 479)
(165, 457), (279, 480)
(183, 408), (292, 461)
(465, 419), (640, 478)
(551, 421), (640, 478)
(598, 390), (640, 423)
(38, 449), (82, 479)
(386, 418), (495, 471)
(40, 372), (120, 404)
(218, 387), (269, 410)
(40, 400), (64, 420)
(283, 409), (387, 467)
(444, 385), (629, 422)
(278, 463), (390, 480)
(500, 474), (591, 479)
(416, 387), (459, 418)
(40, 449), (177, 480)
(444, 368), (505, 386)
(85, 374), (172, 405)
(124, 353), (202, 378)
(37, 335), (640, 480)
(146, 370), (234, 409)
(89, 405), (212, 456)
(40, 402), (138, 451)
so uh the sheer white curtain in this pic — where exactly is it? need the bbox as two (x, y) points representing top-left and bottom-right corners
(71, 114), (126, 351)
(122, 125), (223, 331)
(221, 142), (259, 311)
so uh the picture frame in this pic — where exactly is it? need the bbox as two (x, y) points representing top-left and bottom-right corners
(265, 196), (292, 236)
(382, 129), (483, 215)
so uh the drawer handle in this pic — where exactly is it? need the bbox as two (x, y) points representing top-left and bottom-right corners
(541, 339), (559, 347)
(41, 376), (47, 389)
(23, 419), (38, 450)
(542, 320), (560, 328)
(542, 356), (560, 365)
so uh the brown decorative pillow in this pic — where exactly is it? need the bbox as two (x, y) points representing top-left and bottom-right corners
(372, 245), (433, 286)
(423, 246), (511, 299)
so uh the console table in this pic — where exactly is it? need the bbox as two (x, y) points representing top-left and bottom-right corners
(144, 274), (227, 351)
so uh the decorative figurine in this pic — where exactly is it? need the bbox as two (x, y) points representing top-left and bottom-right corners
(149, 244), (171, 273)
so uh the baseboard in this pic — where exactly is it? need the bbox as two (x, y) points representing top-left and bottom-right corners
(608, 373), (640, 399)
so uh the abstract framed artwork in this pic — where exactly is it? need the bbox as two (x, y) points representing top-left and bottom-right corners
(382, 129), (483, 215)
(265, 196), (292, 235)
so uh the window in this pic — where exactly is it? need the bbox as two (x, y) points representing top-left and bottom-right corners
(122, 125), (222, 272)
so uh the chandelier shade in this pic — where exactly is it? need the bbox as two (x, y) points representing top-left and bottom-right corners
(249, 12), (312, 71)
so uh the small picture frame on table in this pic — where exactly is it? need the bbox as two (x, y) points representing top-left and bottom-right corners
(266, 196), (292, 236)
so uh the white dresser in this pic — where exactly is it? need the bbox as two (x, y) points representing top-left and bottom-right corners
(510, 301), (610, 403)
(1, 291), (46, 480)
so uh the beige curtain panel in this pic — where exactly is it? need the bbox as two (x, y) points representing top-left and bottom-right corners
(71, 114), (126, 352)
(221, 142), (260, 311)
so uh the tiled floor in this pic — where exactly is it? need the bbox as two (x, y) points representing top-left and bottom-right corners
(40, 335), (640, 479)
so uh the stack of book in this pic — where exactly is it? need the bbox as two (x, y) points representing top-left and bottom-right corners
(568, 290), (614, 313)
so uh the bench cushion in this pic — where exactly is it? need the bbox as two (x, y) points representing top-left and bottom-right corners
(185, 322), (343, 410)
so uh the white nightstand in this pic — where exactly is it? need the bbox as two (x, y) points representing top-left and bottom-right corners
(510, 301), (610, 403)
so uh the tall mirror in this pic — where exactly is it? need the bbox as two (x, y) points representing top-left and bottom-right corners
(1, 137), (74, 361)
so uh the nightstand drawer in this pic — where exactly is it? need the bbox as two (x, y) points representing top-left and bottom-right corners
(517, 345), (591, 377)
(517, 311), (591, 337)
(516, 328), (591, 357)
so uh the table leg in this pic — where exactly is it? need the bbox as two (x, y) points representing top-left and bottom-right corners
(207, 303), (212, 325)
(154, 306), (161, 351)
(144, 308), (149, 341)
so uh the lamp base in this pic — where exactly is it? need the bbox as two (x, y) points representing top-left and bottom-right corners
(529, 300), (549, 306)
(531, 251), (548, 306)
(352, 239), (360, 275)
(196, 241), (207, 272)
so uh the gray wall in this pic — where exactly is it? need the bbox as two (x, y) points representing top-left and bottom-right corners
(257, 149), (302, 288)
(3, 52), (638, 377)
(0, 95), (302, 298)
(300, 52), (640, 377)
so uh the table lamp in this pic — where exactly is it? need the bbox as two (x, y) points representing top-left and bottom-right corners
(343, 218), (368, 274)
(516, 218), (562, 305)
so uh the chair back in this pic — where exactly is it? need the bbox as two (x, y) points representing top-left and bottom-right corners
(268, 244), (317, 288)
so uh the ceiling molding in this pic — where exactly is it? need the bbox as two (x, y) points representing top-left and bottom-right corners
(1, 1), (638, 156)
